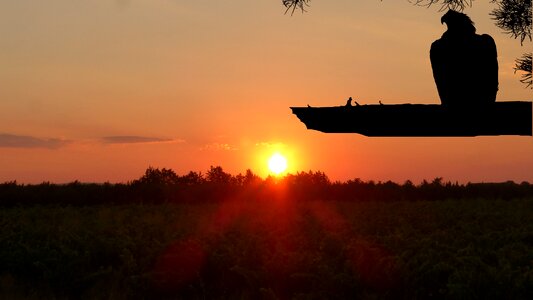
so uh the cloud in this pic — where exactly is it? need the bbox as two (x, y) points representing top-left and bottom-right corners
(0, 133), (70, 149)
(101, 136), (180, 144)
(255, 142), (287, 148)
(201, 142), (238, 151)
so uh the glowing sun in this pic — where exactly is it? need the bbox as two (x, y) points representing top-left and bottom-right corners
(268, 153), (287, 175)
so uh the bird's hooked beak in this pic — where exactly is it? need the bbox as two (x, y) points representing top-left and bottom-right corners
(441, 9), (453, 25)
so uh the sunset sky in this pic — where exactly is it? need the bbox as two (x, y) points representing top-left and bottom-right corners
(1, 0), (531, 184)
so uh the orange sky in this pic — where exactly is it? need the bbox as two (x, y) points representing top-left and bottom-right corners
(0, 0), (531, 184)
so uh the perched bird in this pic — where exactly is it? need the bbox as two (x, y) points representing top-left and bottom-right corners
(379, 100), (383, 105)
(345, 97), (353, 107)
(430, 10), (498, 107)
(307, 104), (311, 107)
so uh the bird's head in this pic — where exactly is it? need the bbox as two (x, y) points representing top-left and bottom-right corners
(441, 10), (476, 34)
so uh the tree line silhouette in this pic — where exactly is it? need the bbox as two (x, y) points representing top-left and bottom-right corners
(1, 166), (533, 206)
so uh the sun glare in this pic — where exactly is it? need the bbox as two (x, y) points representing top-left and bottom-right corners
(268, 153), (288, 175)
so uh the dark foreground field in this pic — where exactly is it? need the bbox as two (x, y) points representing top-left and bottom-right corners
(1, 197), (533, 299)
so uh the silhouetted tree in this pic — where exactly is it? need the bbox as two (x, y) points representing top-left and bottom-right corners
(282, 0), (532, 87)
(4, 167), (533, 206)
(206, 166), (233, 185)
(132, 167), (180, 203)
(242, 169), (262, 186)
(177, 171), (205, 186)
(284, 170), (331, 200)
(135, 166), (179, 186)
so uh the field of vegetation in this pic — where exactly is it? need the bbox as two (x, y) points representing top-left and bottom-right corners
(1, 167), (533, 299)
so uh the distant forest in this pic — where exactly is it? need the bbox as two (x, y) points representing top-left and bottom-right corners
(2, 166), (533, 206)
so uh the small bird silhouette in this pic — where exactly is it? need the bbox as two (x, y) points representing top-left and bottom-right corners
(379, 100), (383, 105)
(346, 97), (353, 107)
(307, 104), (311, 107)
(354, 100), (360, 106)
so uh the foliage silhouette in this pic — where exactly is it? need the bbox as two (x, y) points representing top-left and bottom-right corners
(2, 166), (533, 206)
(515, 53), (533, 87)
(491, 0), (531, 44)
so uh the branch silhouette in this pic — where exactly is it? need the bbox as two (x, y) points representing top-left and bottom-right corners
(412, 0), (473, 11)
(491, 0), (531, 44)
(515, 53), (533, 87)
(282, 0), (310, 15)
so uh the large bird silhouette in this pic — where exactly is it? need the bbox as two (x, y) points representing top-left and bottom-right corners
(430, 10), (498, 108)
